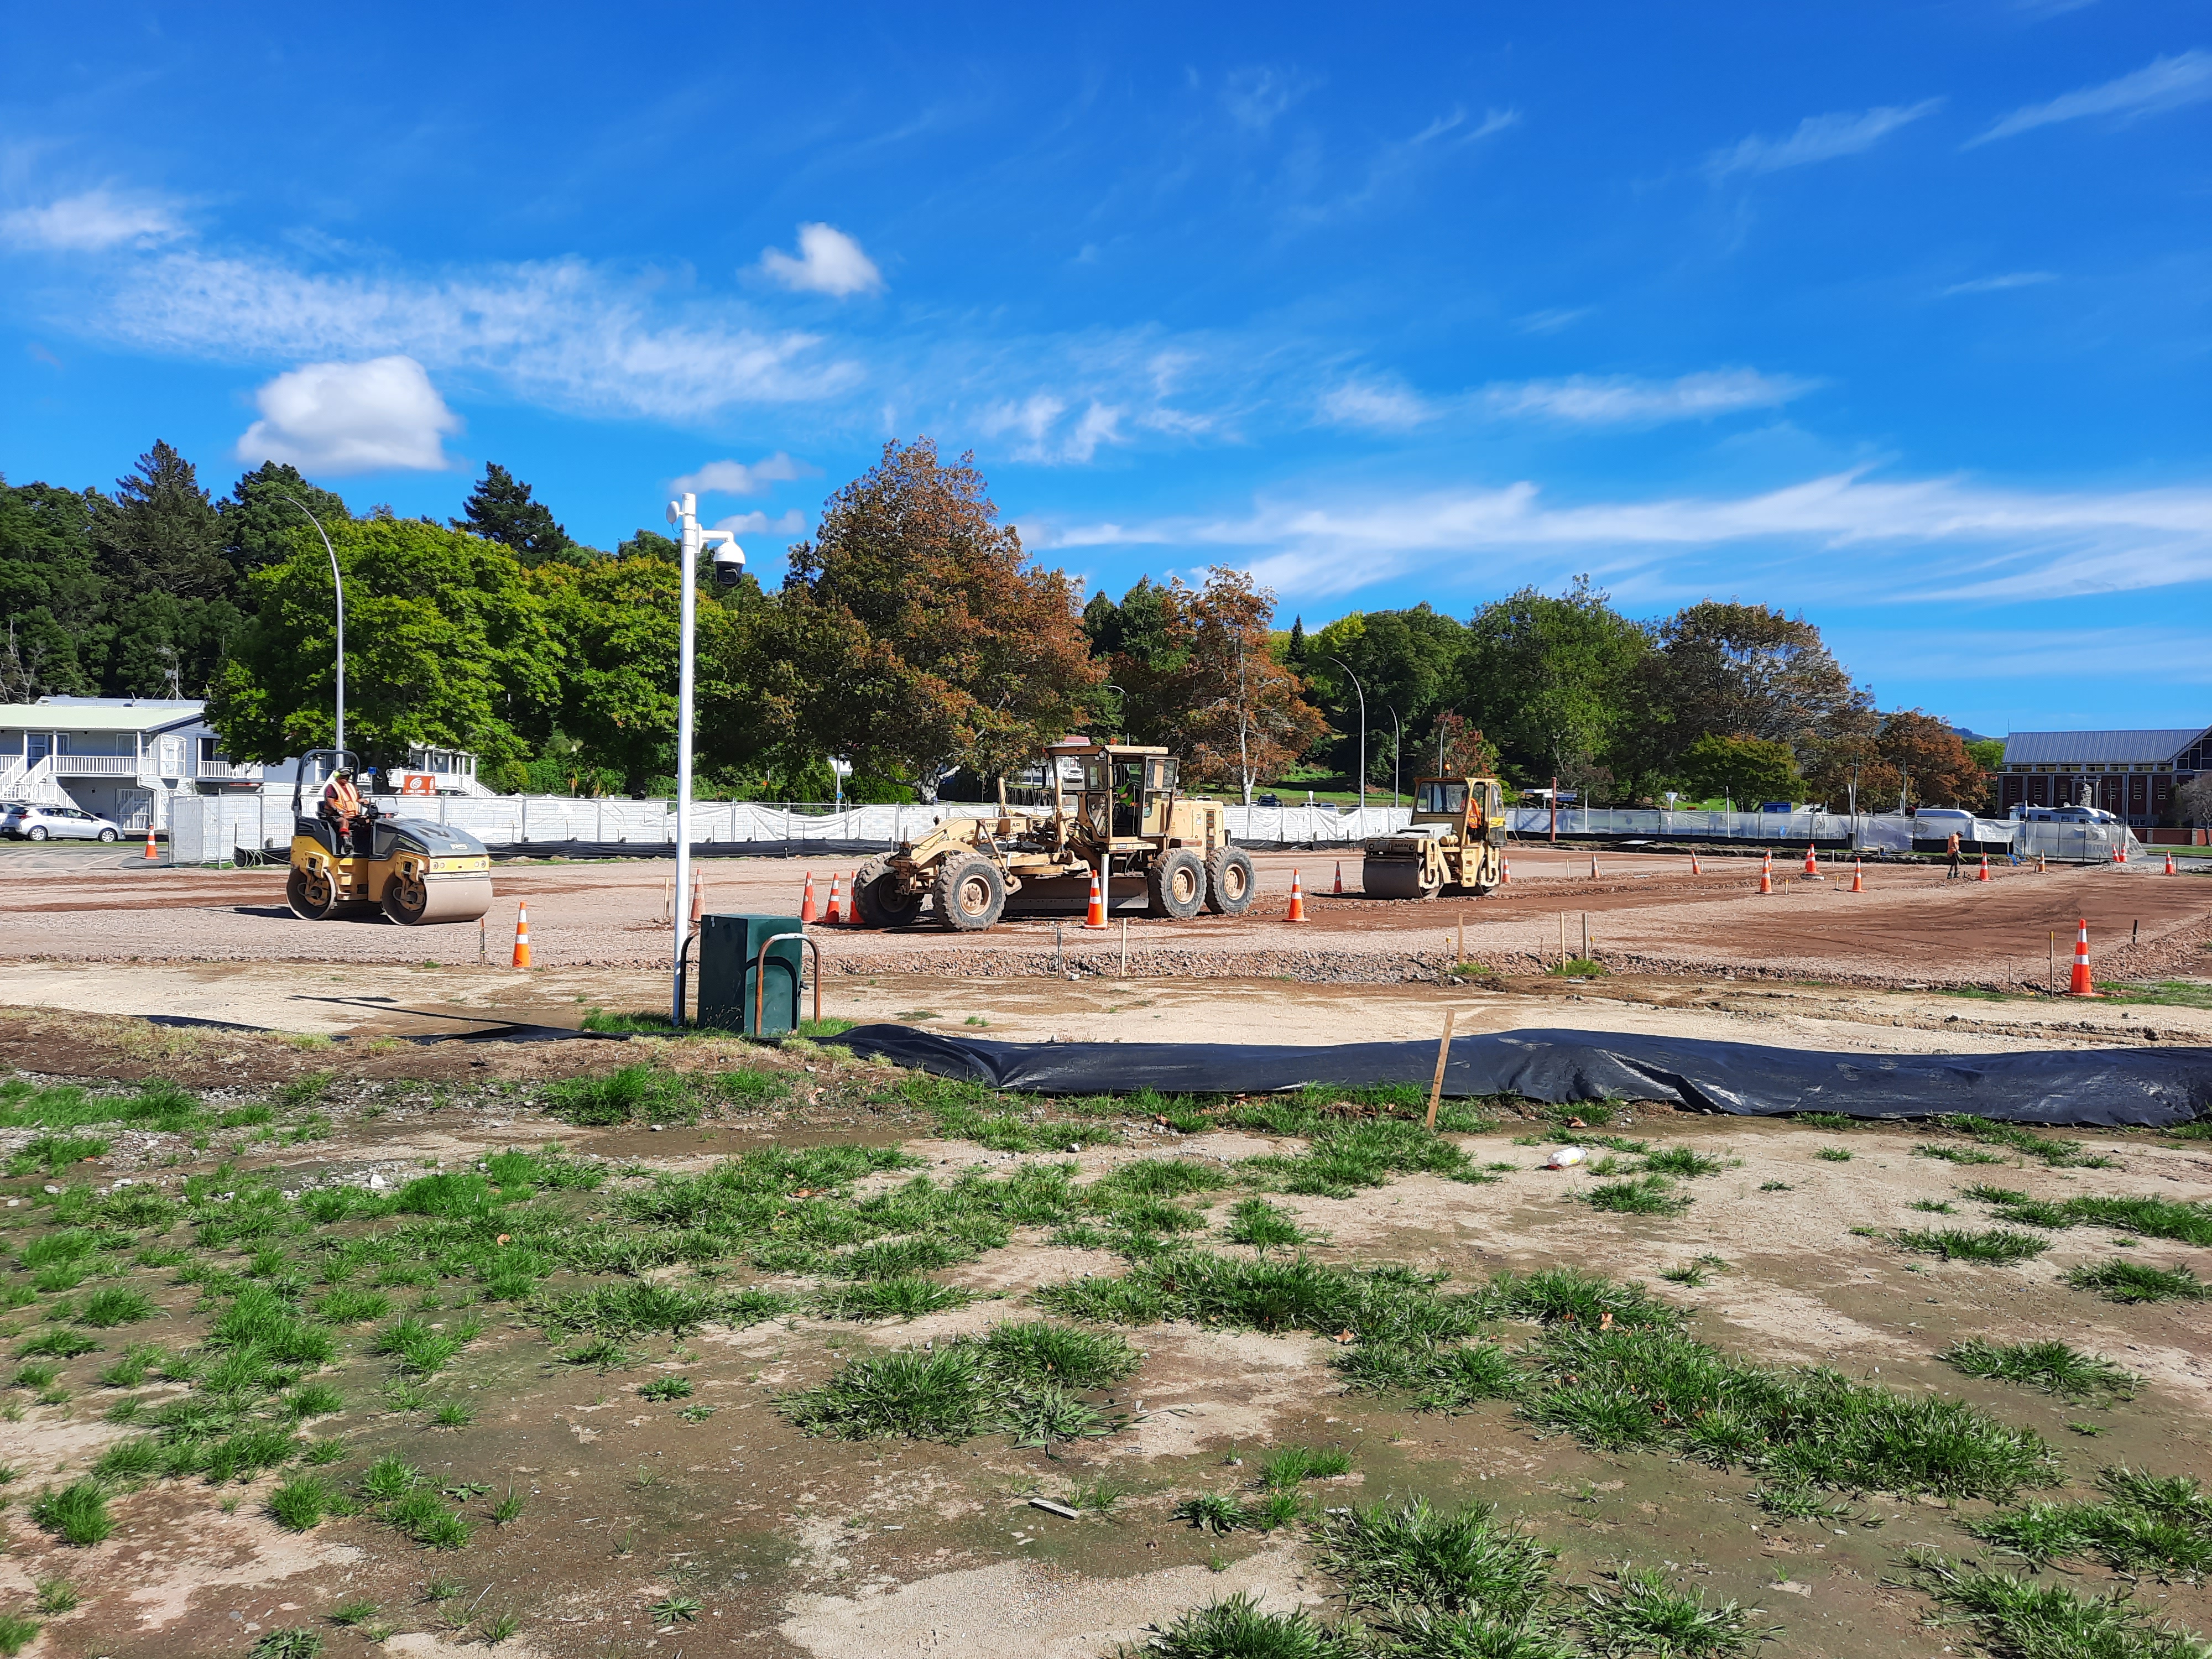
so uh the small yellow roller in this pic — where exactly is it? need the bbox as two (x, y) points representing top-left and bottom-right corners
(285, 748), (494, 926)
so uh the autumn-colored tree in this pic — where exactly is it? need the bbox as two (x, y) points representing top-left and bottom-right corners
(736, 439), (1099, 797)
(1427, 712), (1504, 781)
(1155, 568), (1326, 802)
(1876, 710), (1989, 812)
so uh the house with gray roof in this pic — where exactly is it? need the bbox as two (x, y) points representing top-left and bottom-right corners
(1997, 727), (2209, 828)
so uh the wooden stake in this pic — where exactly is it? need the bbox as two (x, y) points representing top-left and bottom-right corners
(1425, 1009), (1457, 1130)
(1120, 917), (1129, 977)
(1457, 912), (1465, 962)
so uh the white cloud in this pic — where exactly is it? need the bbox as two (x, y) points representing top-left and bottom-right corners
(234, 354), (461, 474)
(711, 508), (807, 538)
(1222, 66), (1314, 132)
(1319, 378), (1435, 430)
(670, 452), (806, 497)
(0, 187), (183, 251)
(1485, 368), (1814, 424)
(1970, 50), (2212, 145)
(757, 223), (884, 297)
(976, 394), (1126, 463)
(1044, 469), (2212, 606)
(1706, 99), (1943, 178)
(101, 252), (854, 420)
(1940, 271), (2059, 296)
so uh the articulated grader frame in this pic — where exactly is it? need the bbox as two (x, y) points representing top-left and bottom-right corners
(1361, 775), (1507, 899)
(849, 741), (1257, 932)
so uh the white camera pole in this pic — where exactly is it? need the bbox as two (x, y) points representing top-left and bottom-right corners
(664, 493), (743, 1026)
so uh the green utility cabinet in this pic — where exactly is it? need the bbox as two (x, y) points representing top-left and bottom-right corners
(697, 913), (806, 1034)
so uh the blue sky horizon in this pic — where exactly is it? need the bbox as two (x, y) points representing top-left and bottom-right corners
(2, 2), (2206, 737)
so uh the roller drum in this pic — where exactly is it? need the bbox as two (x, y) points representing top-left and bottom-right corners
(1361, 859), (1431, 899)
(388, 873), (495, 926)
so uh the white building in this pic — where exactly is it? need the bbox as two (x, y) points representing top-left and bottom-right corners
(0, 697), (486, 830)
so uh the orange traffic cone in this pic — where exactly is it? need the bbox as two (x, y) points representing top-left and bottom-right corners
(2036, 854), (2046, 874)
(1850, 858), (1864, 893)
(1689, 849), (1701, 875)
(1978, 854), (1990, 883)
(690, 870), (703, 928)
(2166, 851), (2177, 875)
(143, 821), (158, 860)
(2068, 917), (2094, 996)
(1083, 862), (1108, 930)
(800, 871), (817, 924)
(825, 870), (843, 925)
(512, 901), (531, 969)
(1333, 860), (1343, 895)
(1803, 843), (1818, 878)
(1758, 851), (1773, 895)
(1500, 853), (1511, 884)
(1590, 852), (1600, 879)
(2111, 846), (2124, 865)
(1286, 868), (1307, 923)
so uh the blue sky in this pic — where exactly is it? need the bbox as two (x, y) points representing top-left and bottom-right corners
(2, 2), (2206, 734)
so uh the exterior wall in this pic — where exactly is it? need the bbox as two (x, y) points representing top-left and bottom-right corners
(1997, 761), (2198, 828)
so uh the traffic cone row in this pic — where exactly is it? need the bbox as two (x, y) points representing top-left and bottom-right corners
(1083, 863), (1108, 930)
(1758, 851), (1773, 895)
(512, 901), (531, 969)
(800, 870), (817, 924)
(2068, 917), (2094, 997)
(824, 870), (843, 925)
(1286, 868), (1307, 923)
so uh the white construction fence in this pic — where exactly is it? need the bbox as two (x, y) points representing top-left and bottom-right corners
(169, 792), (2146, 867)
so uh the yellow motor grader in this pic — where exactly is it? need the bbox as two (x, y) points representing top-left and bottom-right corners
(851, 740), (1256, 932)
(285, 748), (494, 925)
(1361, 775), (1507, 899)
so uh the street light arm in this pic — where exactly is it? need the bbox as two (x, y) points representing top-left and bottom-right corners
(1328, 655), (1367, 817)
(279, 493), (345, 758)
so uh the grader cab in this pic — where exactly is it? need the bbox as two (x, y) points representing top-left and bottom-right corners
(850, 740), (1257, 932)
(1360, 775), (1506, 899)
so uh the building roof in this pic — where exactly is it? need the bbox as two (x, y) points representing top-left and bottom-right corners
(0, 700), (210, 734)
(2002, 728), (2207, 766)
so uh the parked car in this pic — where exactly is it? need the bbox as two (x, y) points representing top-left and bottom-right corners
(1, 804), (123, 842)
(1256, 793), (1281, 807)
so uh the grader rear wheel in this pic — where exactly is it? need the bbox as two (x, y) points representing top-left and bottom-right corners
(1147, 847), (1206, 919)
(1204, 846), (1256, 915)
(853, 855), (924, 927)
(932, 854), (1007, 932)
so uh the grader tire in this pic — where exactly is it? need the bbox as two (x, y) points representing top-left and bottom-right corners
(1147, 847), (1206, 919)
(852, 855), (923, 928)
(1204, 846), (1256, 915)
(1361, 859), (1435, 900)
(932, 854), (1007, 932)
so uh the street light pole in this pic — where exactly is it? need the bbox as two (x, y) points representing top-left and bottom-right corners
(663, 493), (743, 1027)
(1329, 656), (1366, 820)
(280, 494), (345, 758)
(1386, 706), (1402, 809)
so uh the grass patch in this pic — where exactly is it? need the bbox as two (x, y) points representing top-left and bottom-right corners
(811, 1279), (972, 1320)
(1943, 1339), (2138, 1401)
(1969, 1467), (2212, 1579)
(1895, 1228), (2048, 1263)
(0, 1615), (38, 1658)
(1926, 1114), (2117, 1168)
(1968, 1190), (2212, 1247)
(1255, 1445), (1353, 1488)
(1582, 1175), (1690, 1215)
(29, 1480), (112, 1546)
(1548, 957), (1606, 978)
(2068, 1261), (2212, 1303)
(779, 1322), (1138, 1447)
(76, 1286), (155, 1327)
(1146, 1593), (1331, 1656)
(1223, 1197), (1309, 1255)
(1906, 1549), (2209, 1657)
(544, 1064), (699, 1126)
(267, 1474), (341, 1531)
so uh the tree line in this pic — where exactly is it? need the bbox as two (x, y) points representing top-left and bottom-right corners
(0, 438), (1995, 810)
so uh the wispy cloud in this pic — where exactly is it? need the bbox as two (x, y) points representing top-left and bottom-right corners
(0, 187), (184, 251)
(1515, 306), (1591, 336)
(670, 452), (807, 496)
(1970, 50), (2212, 145)
(711, 507), (807, 538)
(976, 394), (1126, 463)
(98, 251), (857, 420)
(234, 354), (461, 474)
(1706, 99), (1943, 178)
(757, 222), (884, 297)
(1318, 377), (1436, 430)
(1940, 271), (2058, 296)
(1042, 469), (2212, 606)
(1222, 66), (1315, 133)
(1485, 368), (1814, 424)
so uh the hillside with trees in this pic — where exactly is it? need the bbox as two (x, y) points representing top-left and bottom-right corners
(0, 438), (1992, 811)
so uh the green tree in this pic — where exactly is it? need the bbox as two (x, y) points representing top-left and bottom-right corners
(89, 442), (232, 601)
(1676, 733), (1804, 806)
(1307, 603), (1467, 786)
(1455, 577), (1652, 797)
(0, 478), (106, 697)
(209, 519), (559, 775)
(736, 438), (1100, 797)
(452, 463), (586, 567)
(217, 463), (352, 585)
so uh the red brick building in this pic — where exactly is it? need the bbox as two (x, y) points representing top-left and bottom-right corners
(1996, 727), (2209, 828)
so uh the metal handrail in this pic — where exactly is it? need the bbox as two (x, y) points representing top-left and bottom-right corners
(754, 930), (822, 1034)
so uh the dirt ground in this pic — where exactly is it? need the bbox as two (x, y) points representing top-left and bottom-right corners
(4, 839), (2208, 989)
(0, 839), (2208, 1658)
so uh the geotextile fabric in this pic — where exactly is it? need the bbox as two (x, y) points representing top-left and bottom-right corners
(830, 1024), (2211, 1129)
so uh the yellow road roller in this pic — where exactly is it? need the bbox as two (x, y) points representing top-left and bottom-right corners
(285, 748), (494, 925)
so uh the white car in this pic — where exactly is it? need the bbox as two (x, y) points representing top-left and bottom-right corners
(1, 804), (124, 842)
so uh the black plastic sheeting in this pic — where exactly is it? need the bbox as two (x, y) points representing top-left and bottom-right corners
(832, 1024), (2212, 1129)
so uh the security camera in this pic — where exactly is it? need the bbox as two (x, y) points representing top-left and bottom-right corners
(711, 541), (746, 587)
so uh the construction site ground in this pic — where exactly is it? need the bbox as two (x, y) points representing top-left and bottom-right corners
(0, 838), (2208, 1658)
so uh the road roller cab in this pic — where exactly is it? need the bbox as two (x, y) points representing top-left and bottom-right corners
(1361, 775), (1507, 898)
(286, 748), (494, 925)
